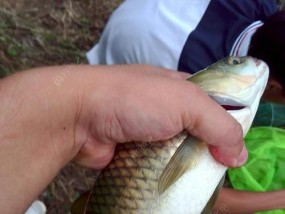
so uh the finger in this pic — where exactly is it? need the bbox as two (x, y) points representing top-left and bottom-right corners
(127, 64), (192, 79)
(182, 83), (247, 167)
(209, 144), (248, 167)
(74, 141), (116, 169)
(159, 69), (191, 79)
(168, 71), (192, 80)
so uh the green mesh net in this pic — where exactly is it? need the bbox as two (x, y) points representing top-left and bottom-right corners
(227, 127), (285, 214)
(227, 100), (285, 213)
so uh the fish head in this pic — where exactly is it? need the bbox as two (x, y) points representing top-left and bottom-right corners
(189, 56), (269, 135)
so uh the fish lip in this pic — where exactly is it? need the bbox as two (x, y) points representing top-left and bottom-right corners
(209, 95), (247, 110)
(253, 57), (262, 67)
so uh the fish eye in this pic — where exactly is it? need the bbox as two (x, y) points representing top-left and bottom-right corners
(232, 59), (239, 64)
(227, 57), (241, 65)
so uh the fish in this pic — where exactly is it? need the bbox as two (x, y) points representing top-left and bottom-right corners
(71, 56), (269, 214)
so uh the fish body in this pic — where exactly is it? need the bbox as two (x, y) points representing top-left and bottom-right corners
(72, 56), (269, 214)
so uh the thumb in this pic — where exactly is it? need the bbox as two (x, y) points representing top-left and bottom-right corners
(136, 65), (192, 79)
(183, 85), (247, 167)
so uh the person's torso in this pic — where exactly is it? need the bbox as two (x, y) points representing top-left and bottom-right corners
(88, 0), (276, 73)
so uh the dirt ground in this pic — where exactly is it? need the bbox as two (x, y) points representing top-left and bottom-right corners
(0, 0), (284, 214)
(0, 0), (122, 76)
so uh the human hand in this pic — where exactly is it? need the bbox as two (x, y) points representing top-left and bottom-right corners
(0, 64), (246, 213)
(44, 64), (245, 169)
(56, 64), (245, 169)
(0, 64), (246, 169)
(215, 188), (285, 213)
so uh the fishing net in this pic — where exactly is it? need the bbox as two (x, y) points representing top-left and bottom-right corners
(227, 101), (285, 213)
(227, 126), (285, 214)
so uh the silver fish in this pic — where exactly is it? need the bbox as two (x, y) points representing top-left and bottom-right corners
(72, 56), (269, 214)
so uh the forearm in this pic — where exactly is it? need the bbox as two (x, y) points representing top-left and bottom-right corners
(0, 135), (64, 214)
(214, 187), (285, 214)
(0, 68), (83, 213)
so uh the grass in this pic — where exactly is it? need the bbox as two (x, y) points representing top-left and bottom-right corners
(0, 0), (122, 77)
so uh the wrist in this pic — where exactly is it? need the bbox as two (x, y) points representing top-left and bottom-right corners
(1, 68), (83, 163)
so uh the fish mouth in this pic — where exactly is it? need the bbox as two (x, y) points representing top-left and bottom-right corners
(210, 94), (255, 134)
(209, 95), (247, 111)
(208, 57), (268, 112)
(221, 105), (244, 111)
(253, 57), (262, 67)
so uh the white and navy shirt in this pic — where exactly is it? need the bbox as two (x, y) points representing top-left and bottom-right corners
(87, 0), (277, 74)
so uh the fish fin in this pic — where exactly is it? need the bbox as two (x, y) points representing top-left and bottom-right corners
(71, 190), (92, 214)
(201, 174), (226, 214)
(158, 136), (204, 194)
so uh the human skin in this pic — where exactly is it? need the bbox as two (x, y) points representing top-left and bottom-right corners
(0, 64), (245, 213)
(214, 188), (285, 213)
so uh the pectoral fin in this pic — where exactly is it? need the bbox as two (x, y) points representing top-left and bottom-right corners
(71, 191), (92, 214)
(158, 136), (204, 194)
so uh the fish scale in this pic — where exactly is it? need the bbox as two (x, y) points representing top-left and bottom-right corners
(87, 134), (186, 213)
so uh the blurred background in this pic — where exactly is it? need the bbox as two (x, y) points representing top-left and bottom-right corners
(0, 0), (122, 77)
(0, 0), (284, 213)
